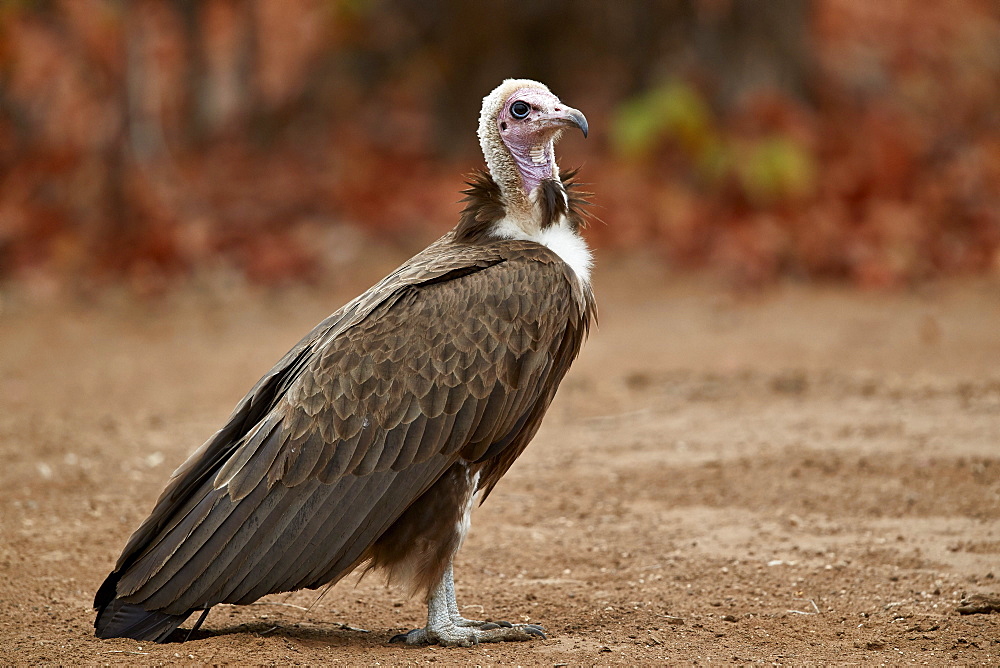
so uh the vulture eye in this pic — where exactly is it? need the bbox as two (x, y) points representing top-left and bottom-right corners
(510, 101), (530, 119)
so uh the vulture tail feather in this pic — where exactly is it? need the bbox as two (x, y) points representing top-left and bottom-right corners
(94, 597), (191, 642)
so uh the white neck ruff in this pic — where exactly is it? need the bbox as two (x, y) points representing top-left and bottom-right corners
(491, 214), (592, 286)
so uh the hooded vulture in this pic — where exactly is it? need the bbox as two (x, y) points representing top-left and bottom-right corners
(94, 79), (595, 647)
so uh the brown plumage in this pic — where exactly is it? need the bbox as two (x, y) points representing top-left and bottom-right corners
(94, 78), (594, 646)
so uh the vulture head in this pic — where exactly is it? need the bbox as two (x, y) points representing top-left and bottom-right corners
(477, 79), (588, 220)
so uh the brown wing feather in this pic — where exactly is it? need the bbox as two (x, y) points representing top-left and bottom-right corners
(99, 236), (592, 617)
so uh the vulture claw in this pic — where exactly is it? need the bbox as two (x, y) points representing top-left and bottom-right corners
(392, 620), (547, 646)
(389, 629), (422, 644)
(524, 624), (547, 639)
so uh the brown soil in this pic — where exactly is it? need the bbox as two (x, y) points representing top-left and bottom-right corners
(2, 260), (999, 664)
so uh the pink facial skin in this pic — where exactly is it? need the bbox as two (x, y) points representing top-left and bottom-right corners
(496, 87), (588, 195)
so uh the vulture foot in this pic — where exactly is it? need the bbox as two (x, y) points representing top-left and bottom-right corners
(390, 621), (545, 647)
(389, 562), (546, 646)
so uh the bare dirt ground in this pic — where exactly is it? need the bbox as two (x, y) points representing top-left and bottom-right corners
(1, 258), (998, 665)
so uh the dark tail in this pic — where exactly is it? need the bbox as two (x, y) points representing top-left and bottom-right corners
(94, 572), (192, 642)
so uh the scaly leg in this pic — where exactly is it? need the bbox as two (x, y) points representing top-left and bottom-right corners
(389, 562), (546, 646)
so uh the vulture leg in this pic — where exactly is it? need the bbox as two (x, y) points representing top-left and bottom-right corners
(390, 562), (545, 646)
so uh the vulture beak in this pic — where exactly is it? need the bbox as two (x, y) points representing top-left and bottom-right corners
(542, 106), (589, 139)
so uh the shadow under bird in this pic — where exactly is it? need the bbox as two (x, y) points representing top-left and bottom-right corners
(94, 79), (595, 647)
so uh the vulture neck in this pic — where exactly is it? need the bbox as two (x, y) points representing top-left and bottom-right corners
(480, 123), (564, 217)
(455, 165), (593, 287)
(502, 137), (559, 210)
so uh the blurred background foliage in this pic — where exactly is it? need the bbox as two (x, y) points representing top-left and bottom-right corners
(0, 0), (998, 293)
